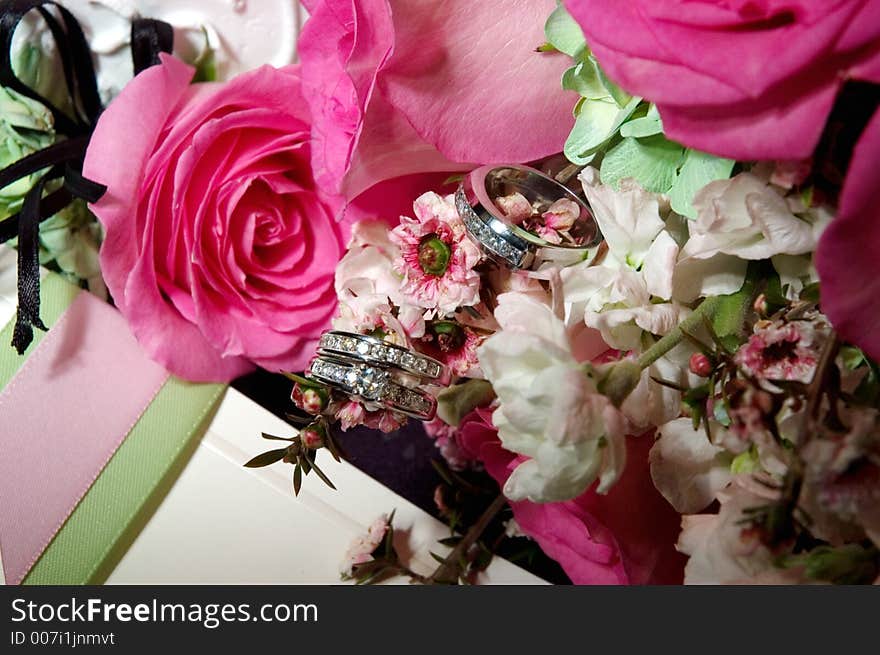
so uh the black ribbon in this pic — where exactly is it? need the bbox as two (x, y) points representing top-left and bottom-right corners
(0, 1), (173, 353)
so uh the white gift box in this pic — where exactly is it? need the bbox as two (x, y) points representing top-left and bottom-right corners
(0, 247), (543, 585)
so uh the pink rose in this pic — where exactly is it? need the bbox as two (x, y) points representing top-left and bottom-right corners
(816, 109), (880, 361)
(84, 55), (348, 381)
(563, 0), (880, 161)
(458, 408), (684, 584)
(299, 0), (576, 215)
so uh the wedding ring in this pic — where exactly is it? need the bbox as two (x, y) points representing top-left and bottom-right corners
(318, 330), (449, 384)
(306, 355), (437, 420)
(456, 164), (601, 269)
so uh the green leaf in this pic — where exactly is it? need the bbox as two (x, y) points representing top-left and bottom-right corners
(596, 65), (632, 107)
(544, 3), (586, 57)
(599, 134), (685, 193)
(281, 372), (313, 386)
(243, 448), (287, 468)
(840, 346), (866, 371)
(293, 461), (303, 496)
(711, 263), (760, 343)
(435, 379), (496, 427)
(261, 432), (294, 442)
(713, 400), (732, 427)
(802, 544), (879, 585)
(668, 149), (735, 219)
(473, 542), (494, 572)
(619, 114), (663, 139)
(191, 27), (218, 83)
(562, 59), (611, 100)
(324, 430), (342, 462)
(308, 458), (337, 491)
(730, 447), (759, 474)
(564, 95), (641, 165)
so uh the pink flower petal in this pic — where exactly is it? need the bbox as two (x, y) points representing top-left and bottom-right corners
(380, 0), (576, 164)
(457, 408), (684, 584)
(816, 106), (880, 361)
(563, 0), (880, 161)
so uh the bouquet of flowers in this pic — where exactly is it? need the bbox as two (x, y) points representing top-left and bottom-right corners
(2, 0), (878, 585)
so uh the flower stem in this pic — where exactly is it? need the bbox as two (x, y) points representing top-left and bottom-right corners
(636, 296), (722, 370)
(427, 493), (507, 584)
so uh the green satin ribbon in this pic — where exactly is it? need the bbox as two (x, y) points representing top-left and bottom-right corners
(0, 272), (226, 584)
(23, 378), (225, 584)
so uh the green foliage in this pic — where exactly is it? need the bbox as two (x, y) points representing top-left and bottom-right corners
(435, 379), (495, 427)
(668, 149), (735, 218)
(191, 27), (218, 83)
(543, 3), (587, 58)
(600, 134), (685, 193)
(782, 544), (880, 585)
(0, 86), (55, 222)
(545, 3), (734, 213)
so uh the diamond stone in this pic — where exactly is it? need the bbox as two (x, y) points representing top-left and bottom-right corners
(356, 340), (371, 356)
(349, 365), (388, 399)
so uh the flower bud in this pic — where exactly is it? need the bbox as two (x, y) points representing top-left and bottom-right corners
(597, 360), (642, 407)
(689, 353), (713, 377)
(496, 192), (533, 224)
(753, 293), (769, 316)
(542, 198), (579, 232)
(300, 423), (326, 450)
(291, 381), (329, 414)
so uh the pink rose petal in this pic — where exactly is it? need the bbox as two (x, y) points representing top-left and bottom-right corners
(816, 106), (880, 361)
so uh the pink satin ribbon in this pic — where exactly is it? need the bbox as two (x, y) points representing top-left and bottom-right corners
(0, 290), (168, 584)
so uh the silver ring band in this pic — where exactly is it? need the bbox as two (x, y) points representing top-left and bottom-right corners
(306, 355), (437, 420)
(457, 164), (601, 269)
(318, 331), (448, 384)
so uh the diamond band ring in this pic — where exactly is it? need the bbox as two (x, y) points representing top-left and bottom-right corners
(306, 355), (437, 420)
(318, 331), (448, 384)
(457, 164), (601, 270)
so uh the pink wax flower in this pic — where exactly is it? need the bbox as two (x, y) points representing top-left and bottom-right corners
(416, 321), (482, 378)
(457, 407), (685, 584)
(734, 319), (826, 384)
(563, 0), (880, 161)
(390, 192), (482, 316)
(335, 400), (405, 434)
(423, 418), (473, 471)
(298, 0), (575, 213)
(341, 515), (390, 575)
(83, 56), (348, 381)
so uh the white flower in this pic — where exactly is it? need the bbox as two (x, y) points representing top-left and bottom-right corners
(686, 173), (817, 260)
(677, 478), (787, 584)
(562, 168), (685, 350)
(675, 173), (826, 301)
(333, 219), (423, 342)
(621, 349), (690, 430)
(478, 292), (627, 503)
(579, 168), (666, 269)
(650, 418), (732, 514)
